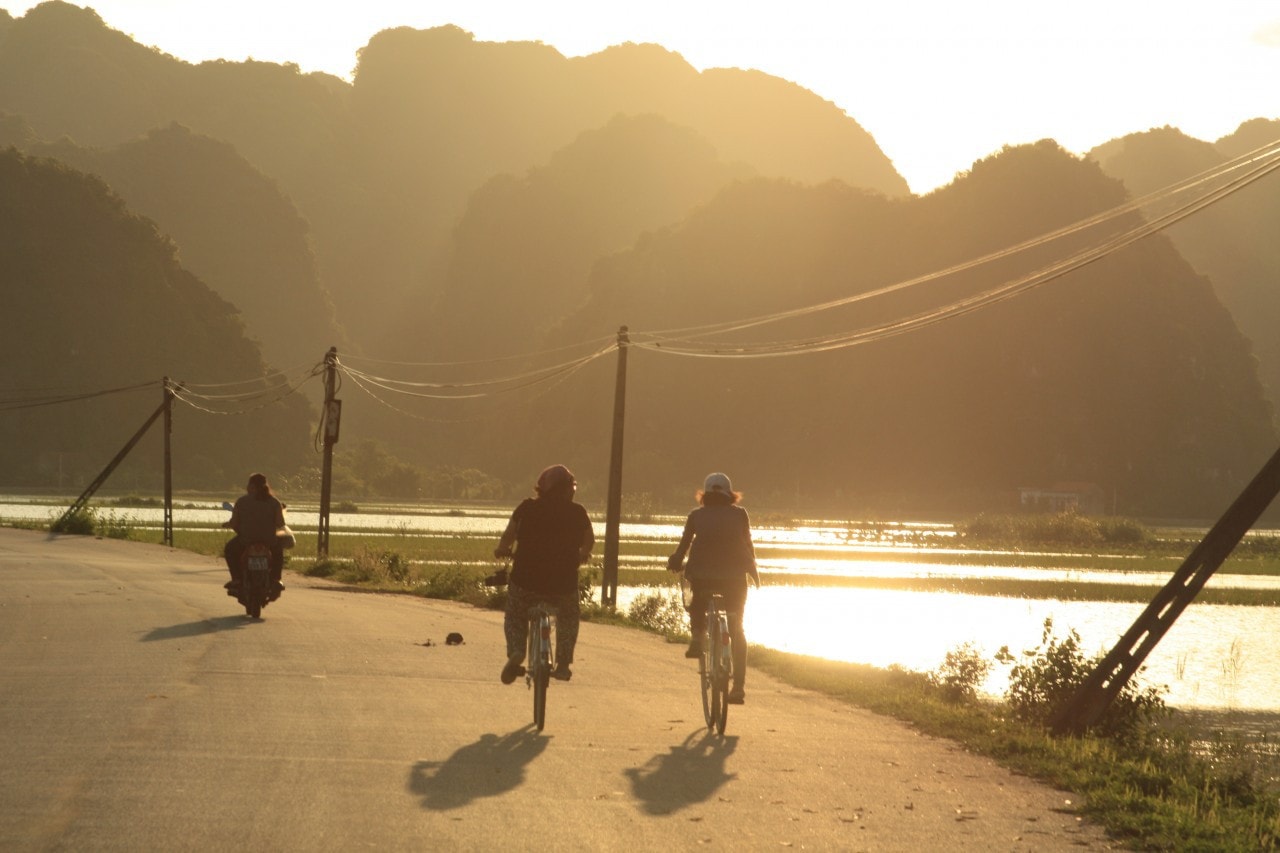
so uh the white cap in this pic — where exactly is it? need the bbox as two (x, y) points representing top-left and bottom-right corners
(704, 472), (733, 494)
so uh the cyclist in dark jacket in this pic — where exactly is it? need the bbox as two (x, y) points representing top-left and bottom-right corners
(668, 472), (758, 704)
(494, 464), (595, 684)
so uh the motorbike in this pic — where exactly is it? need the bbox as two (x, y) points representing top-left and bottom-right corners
(223, 501), (296, 619)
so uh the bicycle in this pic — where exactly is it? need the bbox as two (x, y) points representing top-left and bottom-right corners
(525, 602), (557, 732)
(682, 576), (732, 735)
(486, 562), (557, 732)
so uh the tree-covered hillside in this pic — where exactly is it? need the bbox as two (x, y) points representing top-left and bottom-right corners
(0, 149), (315, 490)
(484, 142), (1275, 517)
(17, 124), (346, 369)
(1, 2), (1277, 517)
(1090, 122), (1280, 407)
(0, 2), (904, 350)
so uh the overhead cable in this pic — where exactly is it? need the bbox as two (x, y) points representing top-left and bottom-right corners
(633, 138), (1280, 358)
(635, 135), (1280, 347)
(0, 380), (161, 411)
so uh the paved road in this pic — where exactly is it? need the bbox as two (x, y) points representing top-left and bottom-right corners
(0, 528), (1114, 851)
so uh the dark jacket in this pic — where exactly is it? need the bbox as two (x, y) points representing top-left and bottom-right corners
(671, 504), (759, 584)
(505, 497), (593, 596)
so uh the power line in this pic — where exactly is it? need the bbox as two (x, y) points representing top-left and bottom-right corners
(633, 135), (1280, 349)
(170, 366), (323, 415)
(0, 380), (161, 411)
(632, 137), (1280, 358)
(337, 343), (615, 399)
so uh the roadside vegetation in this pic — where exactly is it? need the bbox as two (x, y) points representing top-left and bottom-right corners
(17, 504), (1280, 848)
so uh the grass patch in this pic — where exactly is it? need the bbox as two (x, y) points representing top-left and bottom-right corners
(747, 647), (1280, 851)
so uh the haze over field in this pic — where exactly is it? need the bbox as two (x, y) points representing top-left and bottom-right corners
(2, 1), (1280, 519)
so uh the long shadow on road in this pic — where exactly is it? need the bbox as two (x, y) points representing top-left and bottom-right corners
(140, 615), (251, 641)
(625, 729), (738, 815)
(408, 725), (548, 810)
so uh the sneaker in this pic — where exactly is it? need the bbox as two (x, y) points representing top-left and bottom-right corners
(552, 663), (572, 681)
(727, 686), (745, 705)
(684, 641), (703, 659)
(500, 655), (526, 685)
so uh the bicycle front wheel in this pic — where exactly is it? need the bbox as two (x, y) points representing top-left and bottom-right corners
(532, 665), (548, 731)
(699, 627), (715, 729)
(712, 616), (730, 735)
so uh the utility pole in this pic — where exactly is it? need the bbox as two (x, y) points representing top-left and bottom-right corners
(1051, 442), (1280, 735)
(162, 377), (174, 547)
(317, 347), (340, 559)
(602, 326), (629, 608)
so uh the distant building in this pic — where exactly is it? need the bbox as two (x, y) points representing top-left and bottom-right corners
(1017, 482), (1107, 515)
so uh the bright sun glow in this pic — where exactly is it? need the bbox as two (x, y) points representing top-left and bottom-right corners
(7, 0), (1280, 193)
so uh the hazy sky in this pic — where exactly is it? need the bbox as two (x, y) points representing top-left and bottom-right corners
(9, 1), (1280, 193)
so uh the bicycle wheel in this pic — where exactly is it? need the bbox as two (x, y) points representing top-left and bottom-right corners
(531, 614), (550, 731)
(699, 624), (714, 729)
(713, 615), (731, 735)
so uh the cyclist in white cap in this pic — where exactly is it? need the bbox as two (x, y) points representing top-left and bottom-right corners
(667, 472), (759, 704)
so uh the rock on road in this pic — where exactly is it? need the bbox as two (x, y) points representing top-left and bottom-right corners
(0, 528), (1113, 850)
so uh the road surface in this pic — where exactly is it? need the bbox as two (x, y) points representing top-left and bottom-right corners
(0, 528), (1114, 850)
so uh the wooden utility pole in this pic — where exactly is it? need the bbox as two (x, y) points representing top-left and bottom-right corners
(317, 347), (340, 559)
(162, 378), (174, 547)
(1051, 443), (1280, 735)
(601, 326), (630, 609)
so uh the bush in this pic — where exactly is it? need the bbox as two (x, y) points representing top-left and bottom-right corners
(626, 586), (687, 637)
(1005, 618), (1167, 742)
(97, 511), (136, 540)
(926, 641), (993, 702)
(960, 512), (1152, 548)
(418, 565), (475, 600)
(50, 506), (96, 535)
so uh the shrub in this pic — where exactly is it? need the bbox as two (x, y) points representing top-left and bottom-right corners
(1005, 617), (1167, 742)
(50, 506), (96, 535)
(960, 512), (1152, 549)
(626, 586), (687, 637)
(97, 511), (136, 540)
(927, 641), (993, 702)
(418, 565), (475, 600)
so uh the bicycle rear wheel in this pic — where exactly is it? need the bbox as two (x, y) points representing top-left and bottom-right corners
(699, 625), (714, 729)
(531, 614), (551, 731)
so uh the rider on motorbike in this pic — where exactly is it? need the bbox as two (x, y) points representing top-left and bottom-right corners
(223, 472), (287, 598)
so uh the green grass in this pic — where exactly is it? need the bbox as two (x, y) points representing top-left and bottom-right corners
(746, 648), (1280, 852)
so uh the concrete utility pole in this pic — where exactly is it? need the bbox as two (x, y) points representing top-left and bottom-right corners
(1051, 442), (1280, 735)
(602, 326), (629, 608)
(162, 378), (174, 547)
(317, 347), (340, 559)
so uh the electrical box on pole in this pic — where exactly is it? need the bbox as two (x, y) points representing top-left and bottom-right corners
(162, 378), (174, 547)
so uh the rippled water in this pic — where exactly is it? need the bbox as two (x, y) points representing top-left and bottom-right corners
(6, 499), (1277, 711)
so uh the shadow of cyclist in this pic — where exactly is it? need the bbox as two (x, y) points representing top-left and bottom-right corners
(408, 724), (549, 810)
(624, 728), (739, 815)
